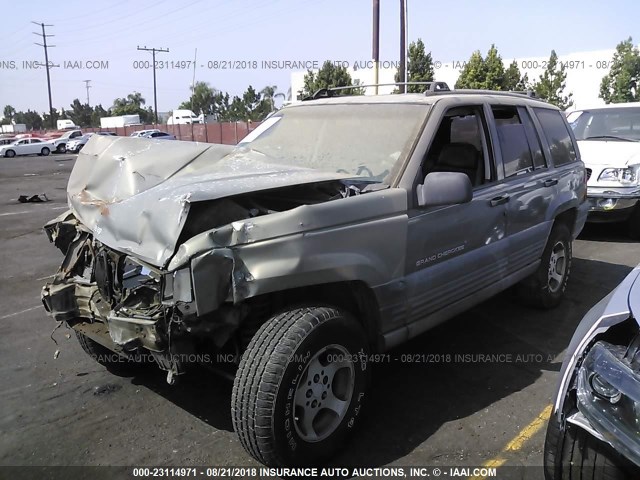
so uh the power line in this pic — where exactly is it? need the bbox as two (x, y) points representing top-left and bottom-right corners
(32, 21), (57, 129)
(137, 46), (169, 124)
(83, 79), (92, 105)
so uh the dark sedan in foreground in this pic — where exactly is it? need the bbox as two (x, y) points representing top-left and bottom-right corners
(545, 265), (640, 479)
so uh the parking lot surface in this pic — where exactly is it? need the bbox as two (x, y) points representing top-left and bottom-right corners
(1, 154), (638, 476)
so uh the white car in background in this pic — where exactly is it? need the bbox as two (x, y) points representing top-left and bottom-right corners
(567, 103), (640, 238)
(0, 138), (55, 157)
(130, 129), (160, 138)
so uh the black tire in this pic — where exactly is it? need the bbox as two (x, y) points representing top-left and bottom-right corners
(41, 147), (50, 156)
(518, 223), (572, 308)
(232, 307), (369, 466)
(5, 149), (15, 158)
(626, 205), (640, 240)
(75, 331), (140, 373)
(543, 410), (634, 479)
(56, 143), (66, 153)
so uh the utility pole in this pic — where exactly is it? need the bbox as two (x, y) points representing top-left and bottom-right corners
(32, 21), (56, 129)
(404, 0), (408, 85)
(83, 79), (91, 105)
(372, 0), (380, 95)
(137, 46), (169, 124)
(398, 0), (406, 93)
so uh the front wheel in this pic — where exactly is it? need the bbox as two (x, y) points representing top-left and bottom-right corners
(232, 307), (369, 466)
(41, 147), (50, 156)
(56, 144), (66, 153)
(517, 223), (572, 308)
(5, 149), (15, 158)
(543, 411), (634, 479)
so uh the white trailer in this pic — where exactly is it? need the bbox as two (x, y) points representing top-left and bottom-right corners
(100, 114), (141, 128)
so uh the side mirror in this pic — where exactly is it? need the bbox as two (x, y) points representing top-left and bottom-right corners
(417, 171), (473, 207)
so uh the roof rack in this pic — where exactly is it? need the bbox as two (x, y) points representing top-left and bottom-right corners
(303, 82), (451, 100)
(426, 88), (540, 99)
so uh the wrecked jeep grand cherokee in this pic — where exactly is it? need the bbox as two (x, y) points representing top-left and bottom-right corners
(42, 87), (588, 466)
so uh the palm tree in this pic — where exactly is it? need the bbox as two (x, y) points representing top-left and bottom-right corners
(260, 85), (278, 112)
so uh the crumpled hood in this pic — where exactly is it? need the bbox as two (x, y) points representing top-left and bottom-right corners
(578, 140), (640, 167)
(67, 135), (352, 268)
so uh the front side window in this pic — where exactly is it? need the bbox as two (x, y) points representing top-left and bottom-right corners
(534, 108), (577, 166)
(421, 105), (492, 187)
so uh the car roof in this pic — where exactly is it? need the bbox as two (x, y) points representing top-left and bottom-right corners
(290, 91), (555, 109)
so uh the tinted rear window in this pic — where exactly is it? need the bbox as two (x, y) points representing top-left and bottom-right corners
(533, 108), (577, 166)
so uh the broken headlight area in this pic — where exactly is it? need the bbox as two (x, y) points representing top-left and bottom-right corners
(41, 230), (179, 352)
(576, 339), (640, 466)
(41, 217), (251, 382)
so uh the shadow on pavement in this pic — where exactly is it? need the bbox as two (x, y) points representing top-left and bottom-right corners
(578, 221), (637, 243)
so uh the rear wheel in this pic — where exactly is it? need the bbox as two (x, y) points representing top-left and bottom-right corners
(232, 307), (369, 466)
(5, 149), (15, 158)
(518, 223), (572, 308)
(543, 411), (634, 479)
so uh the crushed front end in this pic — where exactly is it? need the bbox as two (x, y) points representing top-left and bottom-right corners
(41, 211), (241, 384)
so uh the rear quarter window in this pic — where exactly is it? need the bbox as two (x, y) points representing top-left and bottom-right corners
(533, 108), (577, 166)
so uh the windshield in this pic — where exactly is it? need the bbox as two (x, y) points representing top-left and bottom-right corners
(237, 103), (429, 183)
(569, 107), (640, 141)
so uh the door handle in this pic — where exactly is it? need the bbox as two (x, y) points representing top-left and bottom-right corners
(490, 195), (510, 207)
(544, 178), (558, 187)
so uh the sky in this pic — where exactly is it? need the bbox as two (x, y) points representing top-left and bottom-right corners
(0, 0), (638, 115)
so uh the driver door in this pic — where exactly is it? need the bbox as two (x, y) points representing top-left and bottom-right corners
(404, 104), (509, 333)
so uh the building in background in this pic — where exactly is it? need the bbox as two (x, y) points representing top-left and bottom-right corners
(290, 48), (618, 109)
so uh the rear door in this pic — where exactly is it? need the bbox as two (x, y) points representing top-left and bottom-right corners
(488, 104), (558, 273)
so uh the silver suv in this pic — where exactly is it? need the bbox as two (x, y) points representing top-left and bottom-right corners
(42, 85), (588, 466)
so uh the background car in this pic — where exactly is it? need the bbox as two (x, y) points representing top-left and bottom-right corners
(0, 138), (54, 157)
(0, 137), (17, 146)
(66, 133), (95, 153)
(51, 129), (83, 153)
(142, 131), (176, 140)
(94, 131), (118, 137)
(544, 265), (640, 479)
(567, 103), (640, 238)
(129, 129), (159, 138)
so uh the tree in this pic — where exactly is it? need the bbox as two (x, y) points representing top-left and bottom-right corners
(533, 50), (573, 109)
(14, 110), (44, 130)
(483, 45), (506, 90)
(111, 92), (153, 123)
(600, 37), (640, 104)
(3, 105), (16, 122)
(259, 85), (286, 112)
(180, 81), (216, 115)
(67, 99), (93, 127)
(454, 50), (486, 89)
(91, 104), (109, 127)
(504, 60), (530, 90)
(394, 38), (434, 93)
(302, 61), (364, 97)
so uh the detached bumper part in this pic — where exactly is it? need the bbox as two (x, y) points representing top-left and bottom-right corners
(574, 341), (640, 466)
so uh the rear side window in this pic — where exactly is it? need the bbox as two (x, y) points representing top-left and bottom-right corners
(491, 106), (534, 177)
(533, 108), (577, 166)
